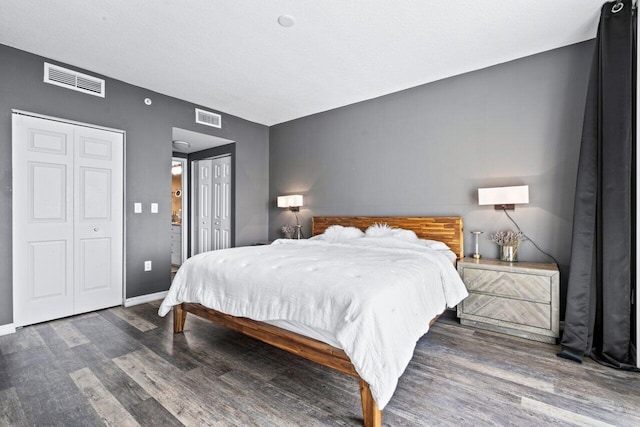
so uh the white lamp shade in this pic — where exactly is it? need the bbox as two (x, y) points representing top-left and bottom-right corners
(478, 185), (529, 206)
(277, 194), (303, 208)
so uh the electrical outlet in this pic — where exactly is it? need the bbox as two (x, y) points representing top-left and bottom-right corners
(151, 202), (158, 213)
(144, 260), (152, 271)
(134, 203), (142, 213)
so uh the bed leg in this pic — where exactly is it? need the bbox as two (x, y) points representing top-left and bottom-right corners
(173, 304), (187, 333)
(359, 379), (382, 427)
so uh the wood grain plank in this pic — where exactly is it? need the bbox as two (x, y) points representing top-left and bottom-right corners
(50, 320), (90, 348)
(521, 396), (618, 427)
(127, 398), (184, 427)
(188, 367), (305, 427)
(441, 352), (554, 392)
(70, 367), (141, 427)
(81, 360), (152, 413)
(218, 367), (345, 426)
(3, 347), (105, 426)
(268, 355), (363, 418)
(176, 328), (293, 385)
(147, 300), (162, 308)
(0, 387), (28, 427)
(0, 326), (46, 355)
(113, 347), (232, 426)
(70, 314), (144, 360)
(109, 307), (158, 332)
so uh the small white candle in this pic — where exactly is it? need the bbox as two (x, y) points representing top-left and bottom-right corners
(471, 231), (483, 259)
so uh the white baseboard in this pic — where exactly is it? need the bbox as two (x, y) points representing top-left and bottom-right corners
(124, 291), (168, 307)
(0, 323), (16, 336)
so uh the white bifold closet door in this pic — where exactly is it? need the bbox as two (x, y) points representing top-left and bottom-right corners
(12, 113), (123, 327)
(194, 155), (231, 255)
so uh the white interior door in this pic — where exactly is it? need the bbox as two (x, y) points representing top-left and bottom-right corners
(195, 159), (212, 254)
(212, 156), (231, 250)
(12, 113), (123, 326)
(73, 126), (123, 314)
(12, 115), (75, 325)
(193, 155), (232, 255)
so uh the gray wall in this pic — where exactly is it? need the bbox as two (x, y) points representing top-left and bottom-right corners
(0, 44), (269, 326)
(269, 41), (594, 315)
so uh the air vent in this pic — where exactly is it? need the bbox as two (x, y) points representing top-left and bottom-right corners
(44, 62), (105, 98)
(195, 108), (222, 128)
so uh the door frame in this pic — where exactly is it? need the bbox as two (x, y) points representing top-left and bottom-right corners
(11, 109), (127, 318)
(171, 156), (188, 264)
(636, 21), (639, 369)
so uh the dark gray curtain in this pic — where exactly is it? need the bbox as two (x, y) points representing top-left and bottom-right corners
(558, 0), (637, 369)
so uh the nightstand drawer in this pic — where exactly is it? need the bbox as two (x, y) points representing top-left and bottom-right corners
(462, 293), (551, 330)
(462, 268), (551, 302)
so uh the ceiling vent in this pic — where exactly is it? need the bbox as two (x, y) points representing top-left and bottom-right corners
(43, 62), (105, 98)
(195, 108), (222, 128)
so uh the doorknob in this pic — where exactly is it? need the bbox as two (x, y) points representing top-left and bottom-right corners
(93, 227), (100, 232)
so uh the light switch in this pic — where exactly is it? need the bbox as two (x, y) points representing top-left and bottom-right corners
(144, 260), (152, 271)
(151, 203), (158, 213)
(134, 203), (142, 213)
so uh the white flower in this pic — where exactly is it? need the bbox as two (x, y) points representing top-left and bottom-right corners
(281, 224), (295, 235)
(490, 230), (524, 245)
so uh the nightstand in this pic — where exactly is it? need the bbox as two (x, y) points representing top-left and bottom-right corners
(456, 258), (559, 343)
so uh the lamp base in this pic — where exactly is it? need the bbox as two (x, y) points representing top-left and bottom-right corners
(472, 253), (482, 259)
(294, 224), (304, 239)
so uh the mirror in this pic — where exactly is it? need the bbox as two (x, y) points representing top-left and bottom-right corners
(171, 161), (183, 224)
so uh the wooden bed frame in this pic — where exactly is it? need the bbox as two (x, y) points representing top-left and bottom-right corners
(173, 216), (464, 427)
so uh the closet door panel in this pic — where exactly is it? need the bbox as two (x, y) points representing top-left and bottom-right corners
(74, 126), (123, 314)
(12, 115), (74, 326)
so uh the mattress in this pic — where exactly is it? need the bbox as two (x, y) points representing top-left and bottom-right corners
(263, 242), (457, 350)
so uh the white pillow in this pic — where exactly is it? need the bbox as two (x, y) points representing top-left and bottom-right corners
(315, 225), (364, 242)
(416, 239), (451, 251)
(364, 223), (418, 242)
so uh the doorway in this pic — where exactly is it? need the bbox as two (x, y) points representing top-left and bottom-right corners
(170, 127), (235, 281)
(171, 157), (187, 272)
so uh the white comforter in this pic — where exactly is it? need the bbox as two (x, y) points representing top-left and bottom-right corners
(159, 237), (468, 409)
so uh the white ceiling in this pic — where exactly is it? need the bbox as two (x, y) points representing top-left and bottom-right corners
(0, 0), (606, 126)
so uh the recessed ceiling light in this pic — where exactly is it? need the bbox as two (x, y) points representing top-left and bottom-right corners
(277, 15), (296, 27)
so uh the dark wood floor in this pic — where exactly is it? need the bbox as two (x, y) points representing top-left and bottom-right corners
(1, 302), (639, 426)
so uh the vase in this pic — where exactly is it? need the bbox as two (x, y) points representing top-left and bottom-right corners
(500, 243), (519, 262)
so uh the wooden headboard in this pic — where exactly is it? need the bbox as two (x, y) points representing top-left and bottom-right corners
(312, 216), (464, 260)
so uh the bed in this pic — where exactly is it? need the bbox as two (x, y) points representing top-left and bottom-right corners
(159, 216), (466, 426)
